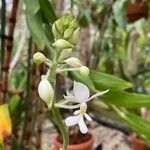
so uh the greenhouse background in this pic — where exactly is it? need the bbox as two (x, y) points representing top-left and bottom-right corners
(0, 0), (150, 150)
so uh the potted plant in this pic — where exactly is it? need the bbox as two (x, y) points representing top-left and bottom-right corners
(127, 0), (149, 22)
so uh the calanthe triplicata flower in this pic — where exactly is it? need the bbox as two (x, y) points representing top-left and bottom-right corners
(65, 102), (92, 134)
(55, 81), (109, 134)
(55, 81), (109, 109)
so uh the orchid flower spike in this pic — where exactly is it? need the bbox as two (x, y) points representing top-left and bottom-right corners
(65, 102), (91, 134)
(55, 81), (109, 109)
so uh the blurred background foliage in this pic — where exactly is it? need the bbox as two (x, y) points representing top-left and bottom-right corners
(0, 0), (150, 149)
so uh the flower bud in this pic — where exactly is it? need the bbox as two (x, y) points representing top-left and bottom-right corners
(63, 15), (75, 27)
(63, 26), (76, 39)
(52, 39), (74, 50)
(55, 19), (64, 33)
(38, 76), (54, 108)
(68, 27), (80, 44)
(33, 52), (46, 65)
(59, 49), (72, 61)
(52, 22), (61, 39)
(79, 66), (89, 76)
(64, 57), (82, 68)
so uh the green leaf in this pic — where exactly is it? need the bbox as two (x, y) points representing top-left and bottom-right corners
(9, 95), (20, 115)
(24, 0), (40, 16)
(25, 10), (49, 49)
(43, 23), (54, 42)
(39, 0), (57, 23)
(68, 71), (96, 91)
(102, 90), (150, 108)
(119, 111), (150, 146)
(113, 0), (127, 30)
(90, 70), (132, 90)
(78, 9), (91, 27)
(11, 136), (21, 150)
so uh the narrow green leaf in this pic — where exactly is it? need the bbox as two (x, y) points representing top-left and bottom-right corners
(90, 70), (132, 90)
(25, 11), (49, 49)
(9, 95), (20, 115)
(102, 90), (150, 108)
(39, 0), (57, 23)
(121, 112), (150, 134)
(43, 23), (54, 42)
(24, 0), (40, 16)
(119, 111), (150, 146)
(113, 0), (127, 29)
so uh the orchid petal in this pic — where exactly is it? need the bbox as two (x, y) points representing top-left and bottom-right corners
(78, 117), (88, 134)
(65, 115), (80, 126)
(55, 103), (81, 109)
(84, 113), (92, 121)
(73, 81), (90, 102)
(74, 110), (80, 115)
(87, 89), (109, 102)
(64, 92), (79, 103)
(80, 102), (87, 110)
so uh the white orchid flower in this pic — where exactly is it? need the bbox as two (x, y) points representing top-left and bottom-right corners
(55, 81), (109, 109)
(65, 102), (92, 134)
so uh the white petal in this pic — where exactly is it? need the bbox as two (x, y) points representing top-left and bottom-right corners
(78, 117), (88, 134)
(73, 81), (90, 102)
(80, 102), (87, 111)
(87, 89), (109, 102)
(65, 115), (80, 126)
(84, 113), (92, 121)
(55, 103), (81, 109)
(74, 110), (80, 115)
(63, 91), (80, 103)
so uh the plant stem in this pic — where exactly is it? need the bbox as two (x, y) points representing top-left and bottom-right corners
(21, 37), (32, 149)
(0, 0), (6, 79)
(1, 0), (19, 103)
(48, 50), (69, 150)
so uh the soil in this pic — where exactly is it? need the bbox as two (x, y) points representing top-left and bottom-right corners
(57, 132), (91, 145)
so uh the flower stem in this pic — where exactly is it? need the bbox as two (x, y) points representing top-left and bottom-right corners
(48, 50), (69, 150)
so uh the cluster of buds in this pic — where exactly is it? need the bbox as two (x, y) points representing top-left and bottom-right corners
(52, 14), (80, 45)
(52, 14), (89, 77)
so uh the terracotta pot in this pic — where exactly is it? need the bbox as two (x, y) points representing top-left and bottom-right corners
(127, 1), (149, 23)
(53, 133), (94, 150)
(132, 137), (148, 150)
